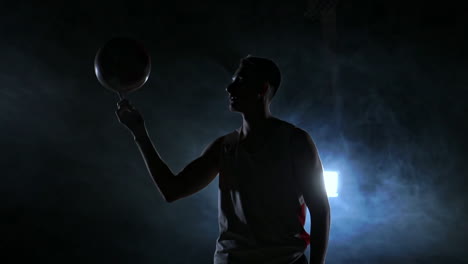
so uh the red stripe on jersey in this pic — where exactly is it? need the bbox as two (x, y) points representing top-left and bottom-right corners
(298, 203), (310, 246)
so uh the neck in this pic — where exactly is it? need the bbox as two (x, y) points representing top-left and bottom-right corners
(240, 105), (273, 139)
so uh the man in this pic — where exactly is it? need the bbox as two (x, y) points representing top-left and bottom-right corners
(116, 56), (330, 264)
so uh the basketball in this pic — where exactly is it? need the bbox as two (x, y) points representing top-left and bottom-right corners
(94, 37), (151, 95)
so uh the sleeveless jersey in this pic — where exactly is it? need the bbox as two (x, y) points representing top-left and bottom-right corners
(214, 119), (310, 264)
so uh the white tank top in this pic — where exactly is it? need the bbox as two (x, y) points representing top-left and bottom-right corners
(214, 119), (310, 264)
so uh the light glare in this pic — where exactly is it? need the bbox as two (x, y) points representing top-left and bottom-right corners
(323, 171), (339, 197)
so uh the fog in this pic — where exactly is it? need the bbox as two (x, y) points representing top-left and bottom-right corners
(1, 1), (466, 263)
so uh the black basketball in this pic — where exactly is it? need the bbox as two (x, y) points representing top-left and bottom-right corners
(94, 37), (151, 95)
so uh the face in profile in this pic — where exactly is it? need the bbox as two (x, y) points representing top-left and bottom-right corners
(226, 65), (264, 113)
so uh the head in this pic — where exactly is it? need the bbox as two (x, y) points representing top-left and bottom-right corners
(226, 55), (281, 114)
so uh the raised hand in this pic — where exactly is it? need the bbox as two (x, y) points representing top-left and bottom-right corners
(115, 99), (145, 135)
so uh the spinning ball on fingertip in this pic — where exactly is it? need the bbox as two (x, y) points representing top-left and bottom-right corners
(94, 37), (151, 96)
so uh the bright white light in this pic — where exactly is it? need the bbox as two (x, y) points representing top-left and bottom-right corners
(323, 171), (339, 197)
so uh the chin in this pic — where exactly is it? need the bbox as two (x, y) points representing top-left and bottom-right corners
(228, 106), (238, 112)
(228, 104), (243, 113)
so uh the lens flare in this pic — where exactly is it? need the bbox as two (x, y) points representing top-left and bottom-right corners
(324, 171), (339, 197)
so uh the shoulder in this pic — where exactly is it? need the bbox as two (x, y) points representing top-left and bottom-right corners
(282, 124), (318, 157)
(208, 130), (237, 145)
(201, 133), (233, 164)
(269, 119), (317, 155)
(220, 130), (239, 146)
(292, 127), (313, 144)
(270, 118), (298, 133)
(272, 118), (311, 143)
(203, 130), (237, 155)
(202, 134), (226, 155)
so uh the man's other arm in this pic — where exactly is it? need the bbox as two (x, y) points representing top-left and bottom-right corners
(292, 128), (331, 264)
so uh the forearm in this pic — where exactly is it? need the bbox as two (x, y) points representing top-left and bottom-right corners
(309, 207), (330, 264)
(132, 126), (176, 202)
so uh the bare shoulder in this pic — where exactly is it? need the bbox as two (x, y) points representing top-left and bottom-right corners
(292, 127), (314, 144)
(286, 124), (318, 157)
(270, 118), (299, 134)
(201, 131), (237, 161)
(202, 135), (225, 156)
(203, 135), (224, 151)
(272, 119), (312, 143)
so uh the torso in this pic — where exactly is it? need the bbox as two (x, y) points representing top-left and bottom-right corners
(214, 118), (310, 264)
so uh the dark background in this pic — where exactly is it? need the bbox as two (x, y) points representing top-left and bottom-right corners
(1, 0), (467, 263)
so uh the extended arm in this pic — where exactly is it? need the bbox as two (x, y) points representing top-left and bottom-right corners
(115, 99), (222, 203)
(292, 128), (331, 264)
(132, 126), (222, 203)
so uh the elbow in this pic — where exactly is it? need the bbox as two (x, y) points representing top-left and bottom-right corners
(164, 196), (175, 203)
(158, 180), (180, 203)
(162, 178), (193, 203)
(163, 189), (186, 203)
(165, 199), (176, 203)
(309, 207), (330, 229)
(163, 192), (179, 203)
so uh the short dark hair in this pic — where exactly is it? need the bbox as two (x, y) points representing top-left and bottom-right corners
(240, 55), (281, 100)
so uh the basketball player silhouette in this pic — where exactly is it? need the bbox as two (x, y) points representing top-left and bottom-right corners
(116, 56), (330, 264)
